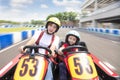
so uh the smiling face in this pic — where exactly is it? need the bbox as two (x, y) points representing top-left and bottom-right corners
(47, 22), (57, 34)
(68, 35), (77, 45)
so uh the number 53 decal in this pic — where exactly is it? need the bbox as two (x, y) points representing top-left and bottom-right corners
(68, 54), (98, 79)
(19, 58), (38, 76)
(14, 56), (48, 80)
(73, 57), (93, 75)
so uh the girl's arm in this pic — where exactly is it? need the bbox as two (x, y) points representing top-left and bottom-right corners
(58, 46), (64, 55)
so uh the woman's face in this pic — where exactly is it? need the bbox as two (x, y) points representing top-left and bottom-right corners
(68, 35), (77, 45)
(47, 22), (57, 34)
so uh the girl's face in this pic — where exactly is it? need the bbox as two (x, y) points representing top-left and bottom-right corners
(47, 22), (57, 34)
(68, 35), (77, 45)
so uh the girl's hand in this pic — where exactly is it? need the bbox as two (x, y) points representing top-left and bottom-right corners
(58, 50), (63, 55)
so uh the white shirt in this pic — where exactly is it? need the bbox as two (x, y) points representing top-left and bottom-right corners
(32, 30), (59, 54)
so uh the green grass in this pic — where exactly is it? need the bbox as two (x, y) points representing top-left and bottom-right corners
(0, 27), (37, 33)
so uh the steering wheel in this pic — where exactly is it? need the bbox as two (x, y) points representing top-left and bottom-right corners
(23, 45), (52, 54)
(62, 45), (88, 53)
(23, 45), (52, 58)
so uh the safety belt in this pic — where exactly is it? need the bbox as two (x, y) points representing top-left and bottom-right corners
(35, 31), (55, 48)
(35, 31), (57, 64)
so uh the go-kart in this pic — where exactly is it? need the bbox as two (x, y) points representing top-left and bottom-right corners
(0, 45), (57, 80)
(0, 42), (120, 80)
(55, 41), (120, 80)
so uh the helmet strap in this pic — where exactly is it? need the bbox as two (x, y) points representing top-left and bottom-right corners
(46, 29), (55, 35)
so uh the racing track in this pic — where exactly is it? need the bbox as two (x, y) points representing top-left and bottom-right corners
(0, 28), (120, 75)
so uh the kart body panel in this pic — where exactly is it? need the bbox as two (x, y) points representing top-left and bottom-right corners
(14, 55), (48, 80)
(64, 53), (99, 80)
(0, 45), (120, 80)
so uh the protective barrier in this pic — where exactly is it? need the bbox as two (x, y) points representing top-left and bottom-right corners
(0, 34), (13, 49)
(0, 30), (37, 50)
(86, 27), (120, 35)
(21, 31), (28, 40)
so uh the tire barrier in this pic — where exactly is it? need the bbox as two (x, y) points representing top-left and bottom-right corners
(86, 27), (120, 36)
(61, 26), (74, 28)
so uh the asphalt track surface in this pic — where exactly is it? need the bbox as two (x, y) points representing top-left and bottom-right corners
(0, 28), (120, 75)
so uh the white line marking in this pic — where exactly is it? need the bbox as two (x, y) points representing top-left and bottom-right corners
(0, 38), (30, 53)
(112, 41), (119, 44)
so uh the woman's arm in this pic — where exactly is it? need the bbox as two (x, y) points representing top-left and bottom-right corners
(19, 37), (36, 53)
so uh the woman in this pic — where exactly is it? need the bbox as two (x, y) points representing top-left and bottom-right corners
(20, 17), (61, 80)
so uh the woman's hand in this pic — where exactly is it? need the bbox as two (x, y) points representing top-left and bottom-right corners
(19, 46), (27, 53)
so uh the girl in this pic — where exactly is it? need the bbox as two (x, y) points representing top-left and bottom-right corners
(58, 30), (80, 80)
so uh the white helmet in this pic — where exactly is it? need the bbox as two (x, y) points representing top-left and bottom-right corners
(65, 30), (80, 44)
